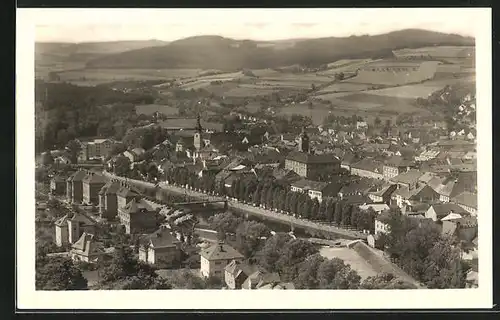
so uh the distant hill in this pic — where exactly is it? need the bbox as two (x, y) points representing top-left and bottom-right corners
(35, 39), (169, 63)
(84, 29), (474, 71)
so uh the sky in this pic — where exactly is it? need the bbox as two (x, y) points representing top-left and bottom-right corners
(32, 8), (481, 43)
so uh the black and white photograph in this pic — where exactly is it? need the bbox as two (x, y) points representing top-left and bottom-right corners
(16, 7), (492, 309)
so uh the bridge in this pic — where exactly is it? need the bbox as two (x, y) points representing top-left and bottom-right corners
(172, 200), (228, 207)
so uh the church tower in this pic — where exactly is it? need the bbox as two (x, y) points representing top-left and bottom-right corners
(298, 127), (310, 153)
(193, 114), (204, 151)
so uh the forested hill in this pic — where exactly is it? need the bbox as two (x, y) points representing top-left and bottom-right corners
(85, 29), (474, 70)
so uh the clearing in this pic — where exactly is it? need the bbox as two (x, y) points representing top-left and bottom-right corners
(319, 246), (377, 280)
(135, 104), (179, 116)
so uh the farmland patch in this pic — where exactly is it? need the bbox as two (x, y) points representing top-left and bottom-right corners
(365, 84), (446, 99)
(135, 104), (179, 116)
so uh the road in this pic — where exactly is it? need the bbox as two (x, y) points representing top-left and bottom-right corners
(102, 171), (367, 240)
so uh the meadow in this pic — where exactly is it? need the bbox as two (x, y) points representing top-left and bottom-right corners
(135, 104), (179, 116)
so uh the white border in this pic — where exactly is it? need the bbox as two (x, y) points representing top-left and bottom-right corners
(16, 8), (492, 310)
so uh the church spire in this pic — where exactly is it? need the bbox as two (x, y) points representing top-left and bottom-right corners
(195, 113), (203, 132)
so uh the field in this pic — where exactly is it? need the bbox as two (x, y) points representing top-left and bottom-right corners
(364, 84), (446, 99)
(319, 246), (377, 280)
(135, 104), (179, 116)
(393, 46), (475, 59)
(222, 85), (281, 97)
(335, 93), (425, 113)
(276, 104), (332, 125)
(52, 68), (207, 86)
(319, 59), (375, 75)
(317, 82), (375, 94)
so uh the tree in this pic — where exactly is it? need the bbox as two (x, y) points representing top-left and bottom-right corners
(276, 239), (319, 281)
(350, 205), (360, 228)
(294, 254), (326, 289)
(113, 156), (131, 177)
(334, 201), (342, 225)
(310, 198), (320, 220)
(278, 190), (287, 212)
(341, 203), (352, 227)
(208, 212), (243, 235)
(66, 139), (82, 164)
(317, 257), (361, 289)
(318, 199), (327, 221)
(42, 152), (54, 166)
(374, 116), (382, 127)
(36, 256), (88, 290)
(360, 272), (416, 289)
(325, 199), (335, 222)
(258, 233), (294, 273)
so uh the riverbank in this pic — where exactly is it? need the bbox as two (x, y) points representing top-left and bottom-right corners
(102, 171), (367, 241)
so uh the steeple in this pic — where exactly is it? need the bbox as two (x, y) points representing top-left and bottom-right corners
(298, 126), (310, 153)
(195, 113), (203, 133)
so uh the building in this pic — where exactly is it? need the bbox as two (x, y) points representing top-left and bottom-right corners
(80, 138), (118, 161)
(441, 214), (477, 242)
(54, 212), (96, 247)
(70, 232), (105, 263)
(452, 191), (478, 216)
(224, 260), (259, 290)
(199, 242), (244, 279)
(359, 203), (390, 214)
(350, 158), (384, 180)
(118, 197), (159, 234)
(138, 227), (182, 267)
(116, 183), (141, 212)
(425, 203), (469, 222)
(242, 270), (282, 290)
(82, 172), (108, 205)
(66, 170), (87, 203)
(50, 174), (66, 195)
(284, 128), (340, 180)
(367, 183), (397, 204)
(193, 114), (205, 152)
(374, 210), (392, 235)
(390, 184), (440, 209)
(383, 156), (412, 180)
(390, 169), (423, 190)
(98, 180), (121, 220)
(123, 147), (146, 163)
(290, 179), (342, 203)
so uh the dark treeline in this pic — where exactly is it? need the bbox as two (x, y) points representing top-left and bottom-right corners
(35, 81), (156, 152)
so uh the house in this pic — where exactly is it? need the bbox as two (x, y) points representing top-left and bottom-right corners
(224, 260), (259, 289)
(123, 147), (146, 163)
(390, 184), (440, 209)
(356, 121), (368, 130)
(66, 170), (87, 203)
(383, 156), (412, 180)
(54, 212), (96, 247)
(338, 178), (374, 199)
(390, 169), (423, 190)
(82, 172), (108, 205)
(116, 183), (141, 212)
(98, 180), (121, 220)
(374, 210), (392, 235)
(50, 174), (67, 195)
(241, 270), (282, 290)
(119, 197), (159, 234)
(80, 138), (119, 161)
(431, 173), (477, 203)
(200, 242), (244, 279)
(340, 151), (357, 171)
(284, 130), (340, 180)
(359, 203), (390, 214)
(415, 150), (440, 162)
(451, 191), (477, 216)
(367, 183), (397, 204)
(290, 179), (342, 203)
(425, 203), (469, 222)
(138, 227), (182, 267)
(350, 158), (384, 180)
(441, 214), (477, 243)
(70, 232), (105, 263)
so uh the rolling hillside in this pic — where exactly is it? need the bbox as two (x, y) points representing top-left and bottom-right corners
(85, 29), (474, 70)
(35, 39), (169, 63)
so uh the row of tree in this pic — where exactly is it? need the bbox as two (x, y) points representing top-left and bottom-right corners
(164, 167), (376, 233)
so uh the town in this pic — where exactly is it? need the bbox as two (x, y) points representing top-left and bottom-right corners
(34, 29), (478, 291)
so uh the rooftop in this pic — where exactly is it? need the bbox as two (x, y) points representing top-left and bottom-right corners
(286, 151), (340, 165)
(199, 242), (244, 261)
